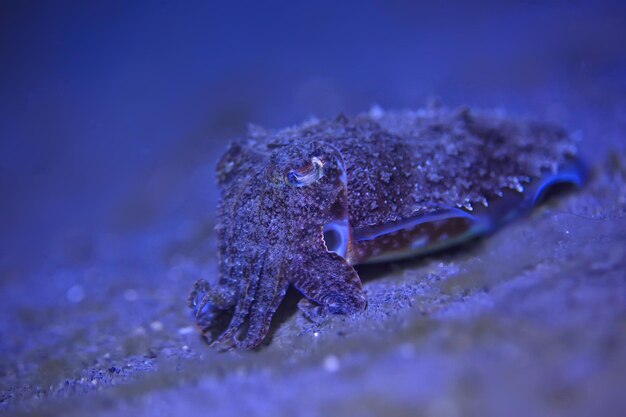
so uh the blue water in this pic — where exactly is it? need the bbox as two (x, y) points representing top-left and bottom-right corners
(1, 0), (624, 305)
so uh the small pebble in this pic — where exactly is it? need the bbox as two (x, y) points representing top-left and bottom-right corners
(398, 343), (415, 358)
(66, 285), (85, 303)
(123, 289), (138, 302)
(132, 326), (146, 336)
(323, 355), (340, 372)
(150, 321), (163, 332)
(178, 326), (194, 335)
(369, 104), (384, 119)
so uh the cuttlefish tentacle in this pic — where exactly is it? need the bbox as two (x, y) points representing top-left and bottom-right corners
(210, 159), (277, 347)
(212, 250), (266, 347)
(192, 274), (238, 315)
(188, 280), (235, 341)
(291, 242), (366, 322)
(238, 256), (289, 349)
(217, 144), (266, 310)
(219, 195), (253, 309)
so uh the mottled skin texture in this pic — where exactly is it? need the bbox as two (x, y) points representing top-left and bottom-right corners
(188, 104), (578, 349)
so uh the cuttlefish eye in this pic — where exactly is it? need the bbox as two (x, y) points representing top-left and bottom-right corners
(285, 156), (325, 187)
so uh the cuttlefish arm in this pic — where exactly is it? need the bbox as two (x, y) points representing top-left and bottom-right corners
(290, 231), (366, 323)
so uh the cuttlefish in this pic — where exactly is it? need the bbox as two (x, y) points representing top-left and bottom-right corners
(188, 104), (585, 349)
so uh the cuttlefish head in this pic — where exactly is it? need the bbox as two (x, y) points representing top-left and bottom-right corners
(202, 140), (358, 349)
(267, 140), (351, 256)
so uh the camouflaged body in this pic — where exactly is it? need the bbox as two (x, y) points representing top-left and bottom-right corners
(239, 106), (577, 229)
(189, 104), (580, 349)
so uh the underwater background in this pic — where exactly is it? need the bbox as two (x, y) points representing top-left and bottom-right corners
(1, 1), (625, 416)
